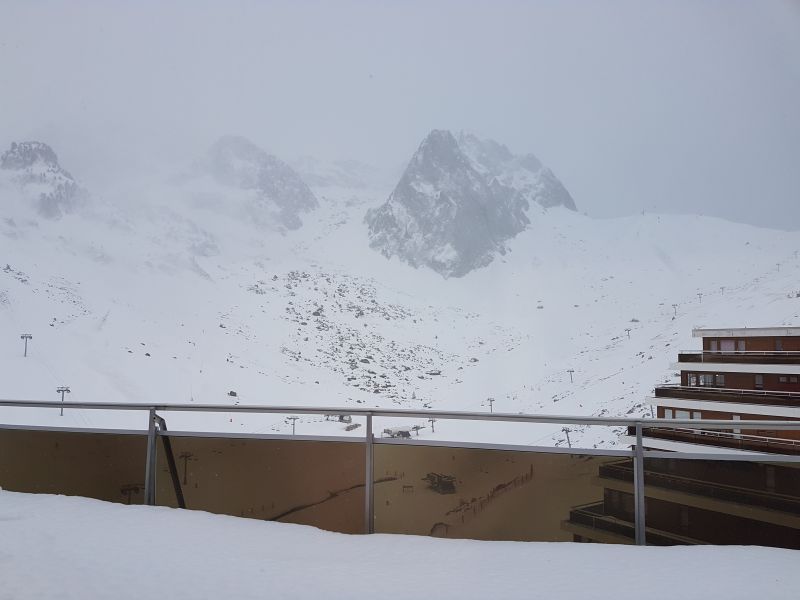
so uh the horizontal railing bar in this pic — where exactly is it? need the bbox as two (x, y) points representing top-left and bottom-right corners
(1, 399), (799, 429)
(678, 350), (800, 355)
(373, 437), (634, 457)
(655, 385), (800, 398)
(642, 450), (800, 463)
(155, 430), (365, 443)
(0, 423), (148, 436)
(647, 426), (800, 447)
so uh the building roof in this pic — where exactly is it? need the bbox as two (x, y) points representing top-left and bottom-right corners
(692, 327), (800, 338)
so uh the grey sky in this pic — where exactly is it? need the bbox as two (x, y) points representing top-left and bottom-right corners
(1, 0), (799, 228)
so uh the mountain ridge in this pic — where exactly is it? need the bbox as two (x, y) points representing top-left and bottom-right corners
(365, 129), (576, 277)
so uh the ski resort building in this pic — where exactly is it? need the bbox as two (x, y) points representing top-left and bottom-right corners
(563, 326), (800, 547)
(642, 326), (800, 452)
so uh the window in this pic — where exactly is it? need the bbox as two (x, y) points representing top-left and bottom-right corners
(732, 415), (741, 438)
(699, 374), (714, 386)
(664, 408), (674, 419)
(709, 340), (718, 352)
(776, 339), (783, 351)
(715, 373), (726, 387)
(688, 374), (697, 386)
(675, 410), (691, 419)
(737, 340), (746, 352)
(791, 377), (798, 384)
(755, 374), (764, 390)
(779, 376), (788, 383)
(721, 340), (735, 352)
(692, 411), (702, 419)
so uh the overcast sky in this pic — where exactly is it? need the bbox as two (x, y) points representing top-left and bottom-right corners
(1, 0), (799, 228)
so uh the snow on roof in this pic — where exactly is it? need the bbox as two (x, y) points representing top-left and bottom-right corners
(693, 326), (800, 338)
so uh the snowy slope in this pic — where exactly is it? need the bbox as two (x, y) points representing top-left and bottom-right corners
(1, 141), (799, 448)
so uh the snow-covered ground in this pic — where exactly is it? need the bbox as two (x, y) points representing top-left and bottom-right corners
(2, 162), (800, 449)
(0, 491), (797, 600)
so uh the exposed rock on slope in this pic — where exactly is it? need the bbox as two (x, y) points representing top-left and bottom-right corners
(0, 141), (86, 218)
(206, 136), (318, 230)
(365, 130), (575, 277)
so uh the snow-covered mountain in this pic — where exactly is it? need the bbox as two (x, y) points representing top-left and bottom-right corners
(0, 141), (86, 219)
(1, 136), (799, 450)
(197, 135), (318, 230)
(365, 130), (576, 277)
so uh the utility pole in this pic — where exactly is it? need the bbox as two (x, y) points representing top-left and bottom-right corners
(486, 397), (495, 413)
(567, 369), (575, 384)
(20, 333), (32, 357)
(671, 304), (678, 317)
(287, 416), (299, 435)
(428, 417), (436, 433)
(562, 427), (572, 449)
(720, 286), (725, 296)
(625, 328), (631, 339)
(697, 292), (703, 304)
(179, 452), (194, 485)
(56, 386), (70, 416)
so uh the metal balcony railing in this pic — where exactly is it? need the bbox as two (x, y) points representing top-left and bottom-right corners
(654, 385), (800, 407)
(600, 456), (800, 514)
(635, 425), (800, 454)
(677, 351), (800, 365)
(1, 399), (799, 547)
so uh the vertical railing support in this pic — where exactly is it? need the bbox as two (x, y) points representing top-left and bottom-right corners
(633, 422), (647, 545)
(143, 408), (157, 506)
(364, 413), (374, 534)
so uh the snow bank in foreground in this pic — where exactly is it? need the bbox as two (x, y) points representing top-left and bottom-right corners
(0, 492), (797, 600)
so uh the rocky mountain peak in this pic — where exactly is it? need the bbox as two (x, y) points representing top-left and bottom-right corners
(205, 135), (318, 230)
(365, 130), (576, 277)
(1, 141), (61, 171)
(1, 141), (85, 219)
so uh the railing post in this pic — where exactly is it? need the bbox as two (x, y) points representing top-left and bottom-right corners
(633, 422), (646, 545)
(364, 413), (374, 534)
(143, 408), (157, 506)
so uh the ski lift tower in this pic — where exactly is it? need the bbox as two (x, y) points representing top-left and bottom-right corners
(56, 386), (70, 416)
(20, 333), (32, 357)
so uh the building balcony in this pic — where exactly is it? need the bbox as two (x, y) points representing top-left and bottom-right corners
(631, 425), (800, 455)
(599, 457), (800, 515)
(654, 385), (800, 408)
(677, 351), (800, 365)
(561, 501), (696, 545)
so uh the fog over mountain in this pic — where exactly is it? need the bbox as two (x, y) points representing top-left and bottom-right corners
(202, 136), (318, 230)
(1, 2), (799, 229)
(0, 142), (86, 219)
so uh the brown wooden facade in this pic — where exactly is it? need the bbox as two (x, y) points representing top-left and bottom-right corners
(702, 335), (800, 352)
(678, 370), (800, 392)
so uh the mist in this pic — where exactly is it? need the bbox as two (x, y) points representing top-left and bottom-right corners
(1, 0), (799, 228)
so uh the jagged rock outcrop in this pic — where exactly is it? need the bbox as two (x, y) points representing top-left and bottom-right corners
(365, 130), (576, 277)
(0, 141), (85, 218)
(206, 136), (317, 230)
